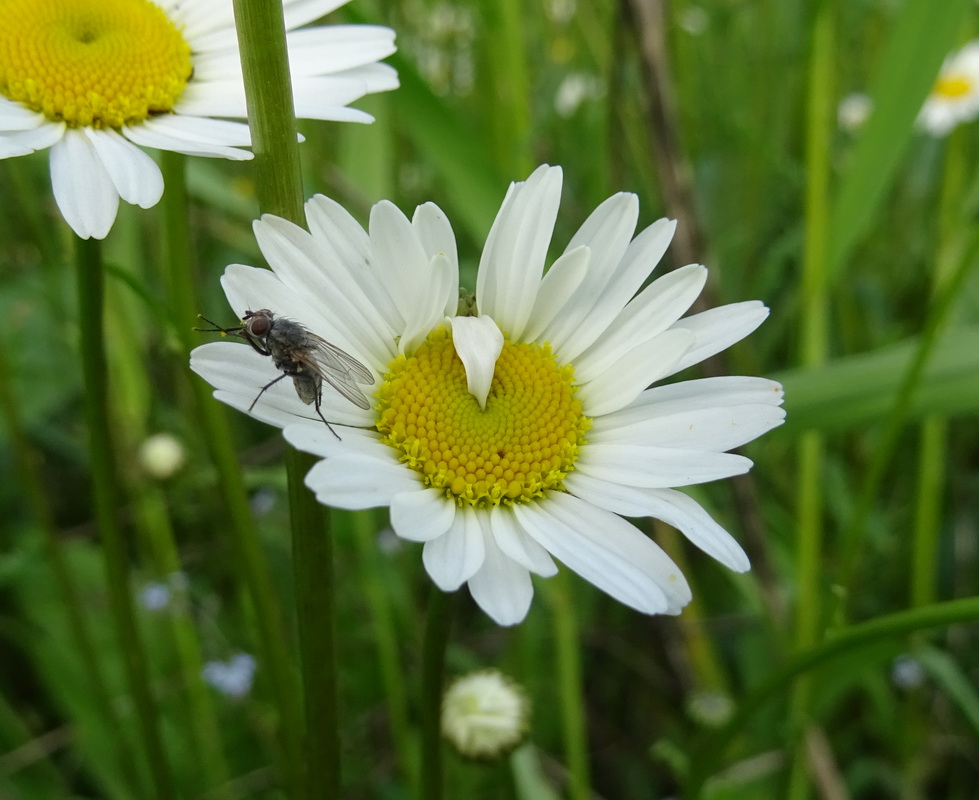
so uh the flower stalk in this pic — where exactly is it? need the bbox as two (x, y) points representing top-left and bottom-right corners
(231, 0), (340, 795)
(420, 588), (456, 800)
(74, 235), (174, 800)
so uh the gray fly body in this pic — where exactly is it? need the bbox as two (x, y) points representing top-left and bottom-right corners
(197, 308), (375, 439)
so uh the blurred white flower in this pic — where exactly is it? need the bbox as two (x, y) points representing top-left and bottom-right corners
(441, 669), (529, 759)
(138, 433), (186, 479)
(203, 653), (257, 698)
(678, 6), (709, 36)
(837, 92), (872, 133)
(891, 654), (926, 690)
(918, 41), (979, 136)
(554, 73), (604, 118)
(685, 688), (734, 728)
(138, 582), (172, 611)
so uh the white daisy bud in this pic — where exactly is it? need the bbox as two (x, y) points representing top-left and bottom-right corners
(138, 433), (186, 480)
(441, 669), (530, 760)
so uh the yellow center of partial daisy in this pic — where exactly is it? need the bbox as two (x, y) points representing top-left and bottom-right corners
(376, 327), (591, 508)
(934, 73), (973, 100)
(0, 0), (192, 128)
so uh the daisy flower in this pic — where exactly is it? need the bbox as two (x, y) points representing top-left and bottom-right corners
(918, 41), (979, 136)
(190, 165), (785, 626)
(0, 0), (397, 239)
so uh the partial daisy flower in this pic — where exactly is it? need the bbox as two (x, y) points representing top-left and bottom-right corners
(918, 41), (979, 136)
(441, 669), (529, 760)
(190, 165), (785, 626)
(0, 0), (397, 239)
(837, 92), (872, 133)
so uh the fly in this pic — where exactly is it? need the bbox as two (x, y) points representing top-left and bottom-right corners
(197, 309), (375, 439)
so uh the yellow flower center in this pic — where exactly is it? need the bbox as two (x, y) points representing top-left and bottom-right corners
(0, 0), (192, 128)
(376, 327), (591, 508)
(934, 73), (973, 100)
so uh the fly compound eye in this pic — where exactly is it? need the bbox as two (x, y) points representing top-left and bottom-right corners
(245, 311), (273, 338)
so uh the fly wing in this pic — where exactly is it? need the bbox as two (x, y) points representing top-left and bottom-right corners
(305, 332), (376, 410)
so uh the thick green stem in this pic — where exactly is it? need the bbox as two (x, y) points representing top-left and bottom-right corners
(74, 236), (174, 800)
(230, 0), (339, 796)
(420, 589), (456, 800)
(788, 2), (835, 796)
(546, 573), (591, 800)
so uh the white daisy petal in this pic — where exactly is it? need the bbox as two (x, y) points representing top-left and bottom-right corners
(123, 116), (254, 160)
(448, 315), (505, 409)
(282, 0), (351, 29)
(576, 328), (694, 417)
(0, 132), (44, 158)
(477, 165), (563, 339)
(573, 264), (707, 380)
(83, 128), (164, 209)
(0, 99), (47, 131)
(577, 443), (753, 487)
(423, 508), (486, 591)
(391, 490), (457, 543)
(283, 420), (382, 458)
(468, 528), (534, 626)
(286, 26), (397, 75)
(668, 301), (770, 375)
(523, 246), (590, 343)
(305, 454), (423, 509)
(564, 474), (750, 572)
(370, 200), (431, 324)
(412, 202), (460, 315)
(50, 130), (119, 240)
(489, 506), (558, 577)
(515, 494), (691, 615)
(401, 254), (455, 355)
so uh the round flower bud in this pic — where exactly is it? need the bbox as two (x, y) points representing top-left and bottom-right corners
(441, 669), (529, 760)
(138, 433), (186, 480)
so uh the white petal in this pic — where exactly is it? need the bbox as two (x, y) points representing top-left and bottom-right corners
(573, 264), (707, 380)
(370, 200), (430, 326)
(522, 246), (590, 343)
(448, 315), (504, 410)
(546, 204), (666, 360)
(284, 419), (383, 458)
(412, 202), (460, 316)
(292, 78), (377, 121)
(286, 26), (396, 75)
(283, 0), (351, 30)
(0, 98), (47, 131)
(564, 474), (750, 572)
(576, 328), (694, 417)
(401, 253), (454, 354)
(251, 215), (397, 368)
(83, 128), (163, 209)
(173, 82), (247, 119)
(577, 443), (753, 488)
(304, 194), (403, 331)
(123, 116), (253, 160)
(468, 528), (534, 626)
(423, 507), (486, 591)
(50, 130), (119, 239)
(304, 453), (422, 509)
(597, 403), (785, 452)
(515, 494), (691, 614)
(0, 131), (44, 158)
(477, 165), (563, 339)
(390, 489), (456, 542)
(489, 505), (557, 576)
(667, 302), (769, 375)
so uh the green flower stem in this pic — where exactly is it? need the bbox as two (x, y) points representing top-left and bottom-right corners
(420, 588), (456, 800)
(911, 126), (966, 609)
(160, 150), (304, 794)
(74, 235), (174, 800)
(545, 572), (591, 800)
(684, 595), (979, 798)
(0, 340), (143, 798)
(134, 487), (231, 797)
(231, 0), (340, 796)
(788, 2), (835, 796)
(346, 509), (418, 791)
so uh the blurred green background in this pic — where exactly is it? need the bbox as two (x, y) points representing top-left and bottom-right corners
(1, 0), (978, 797)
